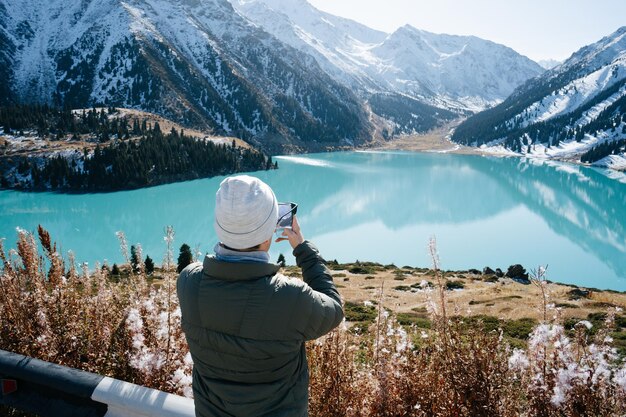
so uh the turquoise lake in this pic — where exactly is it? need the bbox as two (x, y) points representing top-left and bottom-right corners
(1, 151), (625, 290)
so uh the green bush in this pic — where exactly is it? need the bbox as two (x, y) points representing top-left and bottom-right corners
(554, 302), (578, 309)
(446, 280), (465, 290)
(344, 301), (377, 323)
(503, 318), (538, 340)
(393, 270), (407, 280)
(396, 313), (431, 329)
(349, 265), (375, 274)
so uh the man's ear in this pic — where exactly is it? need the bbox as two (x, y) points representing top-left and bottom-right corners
(259, 238), (272, 252)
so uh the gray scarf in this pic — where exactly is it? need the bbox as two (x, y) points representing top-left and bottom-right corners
(214, 243), (270, 264)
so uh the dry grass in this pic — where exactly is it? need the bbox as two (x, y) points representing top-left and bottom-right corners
(324, 263), (626, 322)
(113, 108), (251, 148)
(370, 119), (481, 155)
(1, 230), (625, 416)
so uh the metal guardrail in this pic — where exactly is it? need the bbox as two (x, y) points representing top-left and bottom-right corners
(0, 349), (195, 417)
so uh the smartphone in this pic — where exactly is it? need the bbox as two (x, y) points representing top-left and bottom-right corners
(277, 202), (297, 229)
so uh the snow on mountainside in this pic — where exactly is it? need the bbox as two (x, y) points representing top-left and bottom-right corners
(0, 0), (372, 153)
(231, 0), (544, 112)
(538, 59), (562, 69)
(452, 27), (626, 170)
(509, 54), (626, 129)
(372, 26), (543, 111)
(232, 0), (387, 90)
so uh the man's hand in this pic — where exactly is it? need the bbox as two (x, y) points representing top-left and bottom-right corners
(275, 215), (305, 249)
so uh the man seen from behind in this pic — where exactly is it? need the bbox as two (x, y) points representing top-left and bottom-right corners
(177, 175), (344, 417)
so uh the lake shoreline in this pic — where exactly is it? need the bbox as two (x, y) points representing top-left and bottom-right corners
(368, 122), (626, 172)
(2, 150), (624, 291)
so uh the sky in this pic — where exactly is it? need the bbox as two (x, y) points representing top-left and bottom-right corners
(307, 0), (626, 62)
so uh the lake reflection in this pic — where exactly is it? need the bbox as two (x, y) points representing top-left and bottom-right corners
(1, 151), (625, 290)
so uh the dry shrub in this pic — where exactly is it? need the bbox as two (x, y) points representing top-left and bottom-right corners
(307, 313), (519, 416)
(307, 253), (517, 416)
(1, 231), (625, 416)
(0, 226), (192, 397)
(307, 239), (626, 416)
(308, 325), (363, 416)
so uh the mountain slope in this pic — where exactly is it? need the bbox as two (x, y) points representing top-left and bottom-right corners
(231, 0), (544, 112)
(452, 27), (626, 169)
(0, 1), (17, 105)
(231, 0), (387, 91)
(0, 0), (372, 153)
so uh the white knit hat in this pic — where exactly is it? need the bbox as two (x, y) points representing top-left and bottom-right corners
(214, 175), (278, 250)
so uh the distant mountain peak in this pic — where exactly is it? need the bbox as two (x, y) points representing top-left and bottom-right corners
(233, 0), (544, 113)
(563, 26), (626, 72)
(538, 59), (562, 69)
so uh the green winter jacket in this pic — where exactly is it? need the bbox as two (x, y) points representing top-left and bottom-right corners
(177, 241), (344, 417)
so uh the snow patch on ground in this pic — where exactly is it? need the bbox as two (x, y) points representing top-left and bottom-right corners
(525, 136), (599, 159)
(479, 143), (520, 157)
(594, 154), (626, 171)
(574, 83), (626, 127)
(3, 134), (47, 152)
(424, 144), (461, 154)
(198, 136), (232, 146)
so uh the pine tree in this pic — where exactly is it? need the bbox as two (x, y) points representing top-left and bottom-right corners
(145, 255), (155, 275)
(177, 244), (193, 273)
(277, 253), (286, 267)
(130, 245), (139, 272)
(111, 263), (120, 276)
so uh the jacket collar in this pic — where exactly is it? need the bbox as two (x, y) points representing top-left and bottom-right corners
(202, 255), (281, 281)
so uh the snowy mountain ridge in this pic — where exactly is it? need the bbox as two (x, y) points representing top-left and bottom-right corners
(231, 0), (545, 112)
(452, 26), (626, 170)
(231, 0), (387, 91)
(510, 51), (626, 130)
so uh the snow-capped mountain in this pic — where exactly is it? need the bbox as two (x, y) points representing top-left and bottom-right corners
(0, 0), (550, 150)
(538, 59), (562, 70)
(231, 0), (544, 112)
(371, 26), (544, 110)
(452, 26), (626, 170)
(0, 0), (372, 153)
